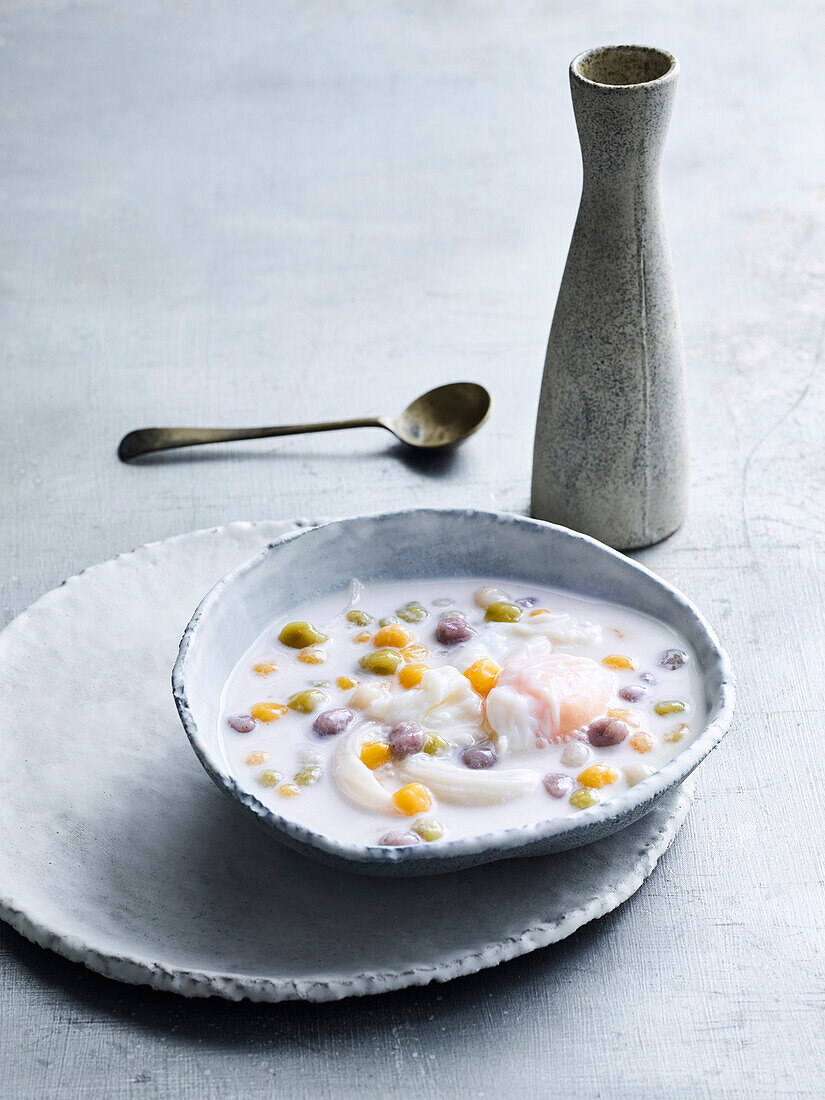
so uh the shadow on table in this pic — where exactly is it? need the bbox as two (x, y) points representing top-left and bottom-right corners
(1, 901), (632, 1049)
(1, 764), (682, 1052)
(120, 440), (466, 479)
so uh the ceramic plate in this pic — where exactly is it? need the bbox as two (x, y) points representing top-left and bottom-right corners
(0, 521), (693, 1001)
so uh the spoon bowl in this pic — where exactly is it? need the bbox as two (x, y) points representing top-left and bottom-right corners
(117, 382), (492, 461)
(389, 382), (492, 449)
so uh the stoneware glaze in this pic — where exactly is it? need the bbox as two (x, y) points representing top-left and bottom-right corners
(0, 520), (693, 1001)
(532, 45), (688, 550)
(175, 510), (734, 875)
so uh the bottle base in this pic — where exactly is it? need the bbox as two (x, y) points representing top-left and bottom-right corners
(529, 495), (685, 553)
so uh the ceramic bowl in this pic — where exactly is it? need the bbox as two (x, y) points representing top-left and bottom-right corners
(173, 509), (734, 875)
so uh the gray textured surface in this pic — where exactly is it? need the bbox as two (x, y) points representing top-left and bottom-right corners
(0, 0), (823, 1097)
(532, 46), (688, 548)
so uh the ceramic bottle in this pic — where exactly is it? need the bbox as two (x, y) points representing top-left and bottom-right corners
(531, 45), (688, 550)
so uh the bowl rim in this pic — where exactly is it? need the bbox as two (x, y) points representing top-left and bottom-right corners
(172, 508), (735, 868)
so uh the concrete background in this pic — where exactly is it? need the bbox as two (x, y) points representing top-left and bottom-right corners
(1, 0), (823, 1096)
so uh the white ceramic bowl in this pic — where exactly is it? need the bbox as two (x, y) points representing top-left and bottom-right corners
(173, 509), (734, 875)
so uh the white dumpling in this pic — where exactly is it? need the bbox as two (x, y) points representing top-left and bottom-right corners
(365, 665), (482, 745)
(486, 638), (615, 752)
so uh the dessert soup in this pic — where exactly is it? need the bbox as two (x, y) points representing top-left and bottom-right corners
(219, 578), (704, 847)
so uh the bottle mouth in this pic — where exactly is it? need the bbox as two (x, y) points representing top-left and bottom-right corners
(572, 45), (678, 88)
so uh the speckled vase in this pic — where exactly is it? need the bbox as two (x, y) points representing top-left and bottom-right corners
(531, 45), (688, 551)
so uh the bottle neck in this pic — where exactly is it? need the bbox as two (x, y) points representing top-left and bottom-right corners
(570, 77), (676, 186)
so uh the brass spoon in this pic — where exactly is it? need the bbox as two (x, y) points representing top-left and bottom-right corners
(117, 382), (492, 462)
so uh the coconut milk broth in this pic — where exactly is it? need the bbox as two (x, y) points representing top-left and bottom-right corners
(219, 577), (704, 846)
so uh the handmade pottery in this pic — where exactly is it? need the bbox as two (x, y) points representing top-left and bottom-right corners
(532, 45), (688, 550)
(0, 520), (694, 1001)
(175, 509), (734, 874)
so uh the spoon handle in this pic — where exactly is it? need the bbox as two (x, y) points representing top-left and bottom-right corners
(118, 417), (388, 461)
